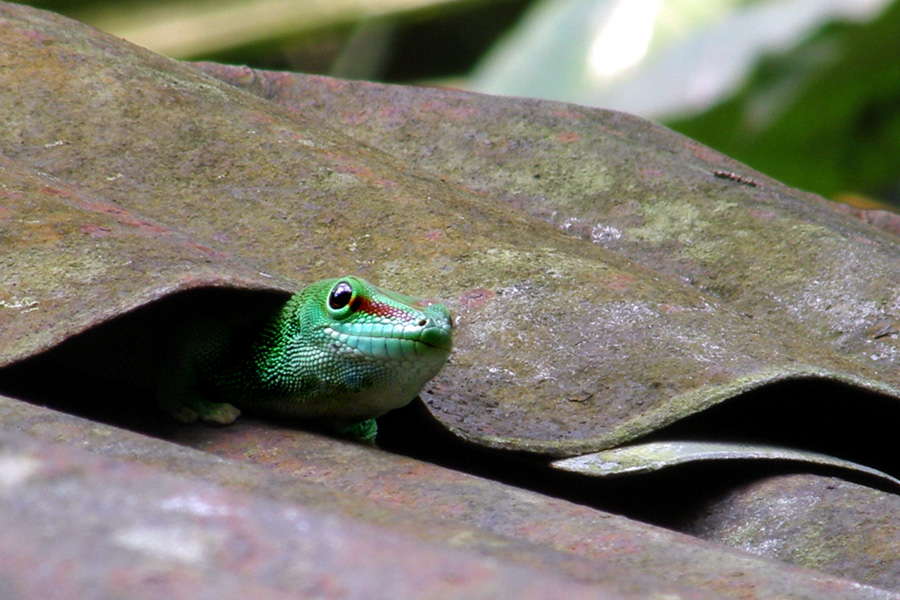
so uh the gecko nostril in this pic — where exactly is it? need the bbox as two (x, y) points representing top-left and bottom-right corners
(417, 318), (428, 327)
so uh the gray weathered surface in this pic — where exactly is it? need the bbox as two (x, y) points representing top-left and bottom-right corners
(3, 2), (900, 595)
(1, 394), (892, 600)
(198, 64), (900, 453)
(3, 2), (900, 459)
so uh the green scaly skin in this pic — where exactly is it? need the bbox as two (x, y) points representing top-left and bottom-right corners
(157, 276), (453, 440)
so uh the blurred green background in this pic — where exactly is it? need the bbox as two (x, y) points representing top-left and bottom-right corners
(21, 0), (900, 209)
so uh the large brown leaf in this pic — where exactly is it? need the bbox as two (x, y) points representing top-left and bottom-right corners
(3, 3), (900, 595)
(3, 4), (900, 460)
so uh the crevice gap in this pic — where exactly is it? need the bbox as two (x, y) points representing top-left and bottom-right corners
(377, 380), (900, 528)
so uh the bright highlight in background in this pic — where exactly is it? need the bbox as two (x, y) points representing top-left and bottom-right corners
(588, 0), (660, 79)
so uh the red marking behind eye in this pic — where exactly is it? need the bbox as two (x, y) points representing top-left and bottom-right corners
(354, 296), (412, 321)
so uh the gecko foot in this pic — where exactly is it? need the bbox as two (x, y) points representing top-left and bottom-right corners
(162, 400), (241, 425)
(198, 402), (242, 425)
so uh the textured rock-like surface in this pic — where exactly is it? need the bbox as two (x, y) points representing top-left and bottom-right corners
(4, 3), (900, 460)
(1, 394), (892, 600)
(3, 3), (900, 595)
(0, 407), (666, 600)
(198, 64), (900, 453)
(682, 473), (900, 594)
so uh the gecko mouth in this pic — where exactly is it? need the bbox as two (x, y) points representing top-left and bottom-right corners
(327, 317), (453, 356)
(414, 326), (453, 352)
(327, 328), (453, 361)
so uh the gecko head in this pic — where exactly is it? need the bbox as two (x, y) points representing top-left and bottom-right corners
(321, 276), (453, 353)
(286, 276), (453, 419)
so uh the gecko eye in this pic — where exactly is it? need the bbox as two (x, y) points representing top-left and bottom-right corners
(329, 281), (354, 310)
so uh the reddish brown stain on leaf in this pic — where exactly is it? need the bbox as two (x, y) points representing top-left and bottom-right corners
(606, 273), (636, 292)
(659, 303), (689, 314)
(595, 123), (625, 138)
(375, 105), (406, 123)
(40, 186), (76, 199)
(81, 201), (171, 235)
(459, 288), (495, 310)
(0, 190), (24, 203)
(685, 140), (723, 164)
(334, 163), (373, 178)
(556, 131), (581, 143)
(19, 28), (53, 43)
(547, 108), (586, 120)
(80, 224), (112, 237)
(419, 100), (478, 121)
(81, 201), (128, 216)
(119, 217), (171, 234)
(185, 242), (228, 258)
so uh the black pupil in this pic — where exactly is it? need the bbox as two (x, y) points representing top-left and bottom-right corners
(329, 282), (354, 310)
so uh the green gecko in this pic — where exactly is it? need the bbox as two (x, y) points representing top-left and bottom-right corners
(157, 276), (453, 440)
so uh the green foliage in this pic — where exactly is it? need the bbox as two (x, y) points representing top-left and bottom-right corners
(669, 1), (900, 202)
